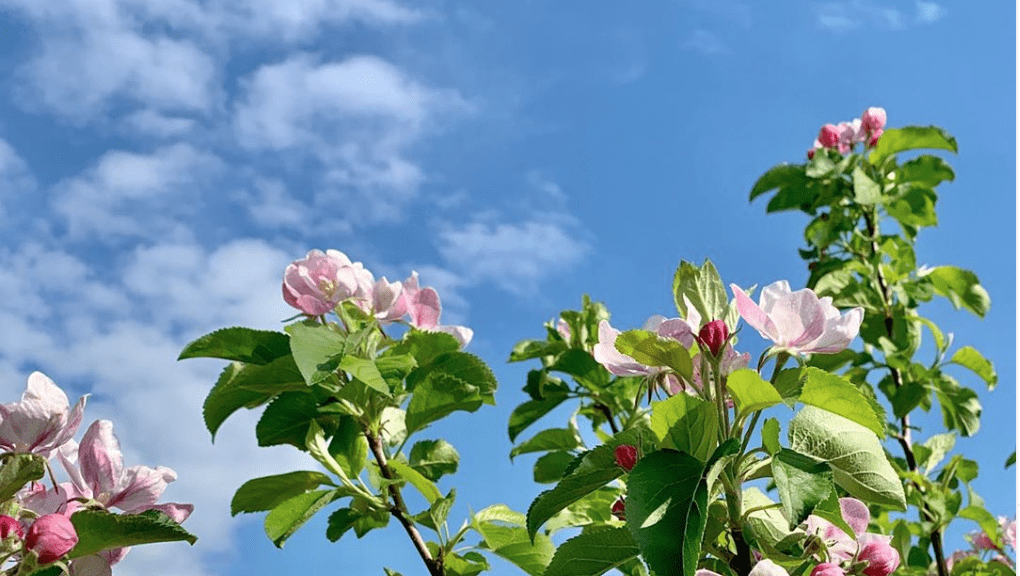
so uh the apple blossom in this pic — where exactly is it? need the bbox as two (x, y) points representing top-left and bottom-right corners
(810, 563), (845, 576)
(861, 107), (886, 134)
(592, 320), (655, 377)
(0, 515), (22, 540)
(698, 320), (729, 356)
(402, 272), (473, 347)
(749, 559), (790, 576)
(58, 420), (193, 523)
(837, 119), (863, 154)
(804, 497), (870, 562)
(0, 372), (86, 458)
(818, 124), (841, 148)
(370, 277), (407, 323)
(1001, 517), (1016, 549)
(555, 318), (571, 341)
(731, 281), (863, 355)
(858, 534), (901, 576)
(25, 514), (77, 564)
(282, 249), (373, 316)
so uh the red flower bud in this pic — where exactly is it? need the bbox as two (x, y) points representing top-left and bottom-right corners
(25, 514), (77, 564)
(818, 124), (841, 148)
(859, 539), (901, 576)
(611, 497), (626, 521)
(698, 320), (729, 356)
(810, 563), (845, 576)
(0, 515), (22, 539)
(614, 445), (637, 471)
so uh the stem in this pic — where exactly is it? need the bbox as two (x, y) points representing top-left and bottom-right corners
(725, 485), (753, 576)
(595, 403), (620, 435)
(365, 430), (443, 576)
(863, 207), (947, 576)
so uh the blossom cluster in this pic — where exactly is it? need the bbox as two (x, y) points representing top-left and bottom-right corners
(803, 498), (900, 576)
(283, 249), (472, 347)
(809, 107), (887, 158)
(945, 516), (1017, 571)
(0, 372), (192, 575)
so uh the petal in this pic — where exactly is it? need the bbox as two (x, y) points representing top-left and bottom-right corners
(142, 503), (194, 524)
(767, 289), (826, 349)
(435, 325), (473, 348)
(410, 288), (442, 329)
(78, 421), (124, 499)
(749, 559), (790, 576)
(730, 284), (779, 342)
(106, 465), (176, 512)
(801, 307), (864, 354)
(592, 321), (652, 377)
(838, 497), (870, 536)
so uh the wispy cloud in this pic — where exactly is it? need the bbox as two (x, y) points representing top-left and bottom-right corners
(915, 1), (946, 24)
(684, 29), (728, 54)
(814, 1), (938, 32)
(683, 0), (752, 29)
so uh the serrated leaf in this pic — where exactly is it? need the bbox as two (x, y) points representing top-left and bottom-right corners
(509, 339), (567, 363)
(203, 362), (279, 440)
(178, 327), (291, 364)
(772, 449), (834, 528)
(798, 367), (884, 437)
(740, 488), (792, 553)
(255, 391), (323, 449)
(404, 352), (498, 434)
(788, 406), (905, 509)
(327, 415), (368, 478)
(672, 260), (729, 326)
(869, 126), (958, 165)
(510, 427), (584, 460)
(339, 356), (391, 396)
(544, 487), (620, 534)
(852, 166), (881, 204)
(897, 155), (955, 187)
(614, 330), (693, 381)
(544, 526), (640, 576)
(650, 393), (718, 462)
(231, 470), (335, 515)
(548, 349), (609, 390)
(264, 489), (339, 547)
(69, 509), (197, 558)
(409, 439), (459, 482)
(726, 369), (783, 414)
(389, 330), (461, 367)
(762, 418), (781, 455)
(0, 453), (46, 501)
(920, 433), (956, 474)
(286, 321), (347, 386)
(923, 266), (990, 318)
(474, 519), (554, 576)
(749, 163), (805, 201)
(508, 396), (569, 443)
(625, 450), (707, 576)
(388, 460), (441, 504)
(934, 375), (982, 436)
(949, 346), (997, 389)
(533, 451), (577, 484)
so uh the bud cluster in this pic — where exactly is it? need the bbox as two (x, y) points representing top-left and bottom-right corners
(808, 107), (887, 158)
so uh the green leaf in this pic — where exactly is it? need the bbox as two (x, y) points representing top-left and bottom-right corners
(69, 509), (197, 558)
(1006, 452), (1015, 469)
(327, 415), (368, 478)
(264, 489), (340, 547)
(508, 396), (569, 443)
(923, 266), (990, 318)
(897, 155), (955, 187)
(810, 490), (858, 543)
(388, 330), (461, 367)
(203, 362), (279, 440)
(409, 439), (460, 482)
(672, 259), (729, 325)
(509, 339), (567, 363)
(255, 391), (322, 449)
(178, 327), (291, 364)
(338, 356), (391, 396)
(625, 450), (707, 576)
(527, 428), (653, 539)
(886, 187), (938, 229)
(549, 349), (609, 390)
(544, 487), (620, 534)
(473, 510), (555, 576)
(231, 471), (335, 515)
(614, 330), (693, 381)
(761, 418), (781, 456)
(949, 346), (997, 389)
(772, 449), (834, 529)
(798, 367), (884, 437)
(773, 368), (806, 406)
(326, 507), (388, 541)
(405, 352), (498, 434)
(919, 433), (956, 475)
(726, 369), (783, 414)
(852, 166), (881, 204)
(388, 460), (442, 504)
(934, 375), (982, 436)
(869, 126), (958, 165)
(788, 406), (905, 509)
(533, 451), (577, 484)
(444, 551), (490, 576)
(740, 488), (792, 553)
(511, 426), (584, 460)
(286, 321), (347, 386)
(544, 526), (640, 576)
(750, 163), (805, 200)
(650, 393), (718, 462)
(0, 453), (46, 501)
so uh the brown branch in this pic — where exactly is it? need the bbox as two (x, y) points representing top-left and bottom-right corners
(365, 430), (444, 576)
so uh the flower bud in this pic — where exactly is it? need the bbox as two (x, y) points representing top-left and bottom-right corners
(698, 320), (729, 356)
(611, 497), (626, 521)
(818, 124), (841, 148)
(859, 538), (900, 576)
(860, 107), (887, 134)
(810, 563), (845, 576)
(25, 514), (77, 564)
(614, 445), (637, 471)
(0, 515), (22, 539)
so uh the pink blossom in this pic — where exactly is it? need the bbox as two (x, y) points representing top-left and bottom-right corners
(867, 128), (884, 148)
(837, 119), (864, 154)
(810, 563), (845, 576)
(695, 571), (723, 576)
(555, 318), (571, 341)
(401, 273), (473, 348)
(592, 321), (655, 377)
(58, 420), (193, 523)
(698, 320), (729, 356)
(0, 372), (86, 458)
(644, 313), (699, 348)
(1000, 517), (1016, 549)
(972, 530), (997, 551)
(282, 249), (373, 316)
(731, 281), (863, 355)
(0, 515), (22, 539)
(861, 107), (887, 134)
(17, 483), (76, 517)
(370, 277), (407, 323)
(750, 559), (790, 576)
(946, 550), (976, 571)
(858, 534), (900, 576)
(818, 125), (841, 148)
(25, 514), (77, 564)
(614, 445), (637, 471)
(804, 497), (870, 562)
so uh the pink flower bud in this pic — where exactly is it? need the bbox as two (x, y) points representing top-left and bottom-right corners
(810, 563), (845, 576)
(0, 515), (23, 539)
(807, 148), (816, 160)
(611, 497), (626, 521)
(614, 445), (637, 471)
(698, 320), (729, 356)
(859, 538), (900, 576)
(971, 531), (997, 551)
(26, 514), (78, 564)
(861, 107), (887, 134)
(867, 128), (883, 148)
(818, 124), (841, 148)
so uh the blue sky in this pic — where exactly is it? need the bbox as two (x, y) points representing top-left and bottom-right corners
(0, 1), (1014, 575)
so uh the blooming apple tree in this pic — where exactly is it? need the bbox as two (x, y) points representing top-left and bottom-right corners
(0, 373), (195, 576)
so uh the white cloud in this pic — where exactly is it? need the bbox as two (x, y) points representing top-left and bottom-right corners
(208, 0), (423, 42)
(241, 178), (312, 230)
(123, 110), (198, 137)
(0, 138), (36, 219)
(683, 30), (728, 54)
(52, 144), (224, 242)
(815, 1), (906, 32)
(915, 1), (945, 24)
